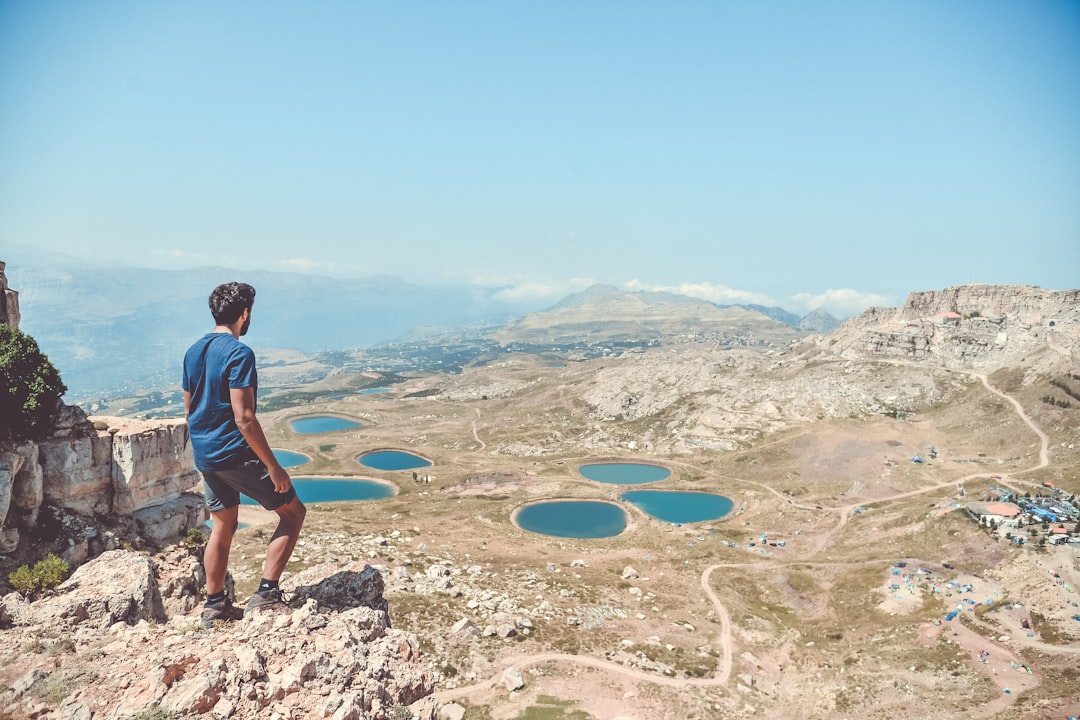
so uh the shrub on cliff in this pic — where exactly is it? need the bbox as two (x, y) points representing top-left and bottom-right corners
(8, 553), (69, 597)
(0, 325), (66, 441)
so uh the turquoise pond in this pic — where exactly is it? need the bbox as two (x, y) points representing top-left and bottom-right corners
(240, 478), (393, 505)
(579, 463), (670, 485)
(621, 490), (734, 523)
(358, 450), (432, 471)
(359, 387), (392, 394)
(515, 501), (627, 538)
(272, 449), (310, 468)
(290, 416), (363, 434)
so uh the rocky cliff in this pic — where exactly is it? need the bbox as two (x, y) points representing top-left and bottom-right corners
(0, 406), (202, 560)
(823, 284), (1079, 372)
(0, 260), (20, 329)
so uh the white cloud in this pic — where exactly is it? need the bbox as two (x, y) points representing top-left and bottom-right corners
(623, 279), (776, 306)
(790, 288), (894, 317)
(490, 277), (596, 303)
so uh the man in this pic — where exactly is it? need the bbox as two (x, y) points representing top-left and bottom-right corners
(182, 282), (306, 627)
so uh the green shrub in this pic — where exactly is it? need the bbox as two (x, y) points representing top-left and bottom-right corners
(128, 708), (179, 720)
(7, 553), (70, 598)
(181, 527), (208, 548)
(0, 325), (66, 441)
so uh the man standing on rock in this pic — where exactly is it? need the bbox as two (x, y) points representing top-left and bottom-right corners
(182, 282), (306, 627)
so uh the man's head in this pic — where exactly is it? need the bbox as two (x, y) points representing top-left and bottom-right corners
(209, 282), (256, 334)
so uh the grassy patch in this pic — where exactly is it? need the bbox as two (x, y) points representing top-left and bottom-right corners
(513, 695), (593, 720)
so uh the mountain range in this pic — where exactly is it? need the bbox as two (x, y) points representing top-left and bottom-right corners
(4, 255), (835, 399)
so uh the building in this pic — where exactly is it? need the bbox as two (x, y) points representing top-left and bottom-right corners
(967, 501), (1023, 527)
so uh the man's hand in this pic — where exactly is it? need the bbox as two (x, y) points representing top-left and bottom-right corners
(269, 465), (292, 494)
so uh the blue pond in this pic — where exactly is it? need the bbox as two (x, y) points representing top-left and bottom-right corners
(515, 500), (627, 538)
(240, 478), (393, 505)
(579, 462), (671, 485)
(358, 450), (432, 471)
(272, 449), (310, 468)
(359, 387), (392, 395)
(290, 416), (362, 434)
(621, 490), (734, 524)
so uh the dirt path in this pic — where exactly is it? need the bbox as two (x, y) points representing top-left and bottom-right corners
(435, 369), (1063, 715)
(471, 406), (486, 451)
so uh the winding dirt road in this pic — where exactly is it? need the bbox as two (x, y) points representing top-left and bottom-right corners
(434, 368), (1068, 715)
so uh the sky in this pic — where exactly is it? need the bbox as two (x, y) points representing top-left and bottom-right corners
(1, 1), (1078, 317)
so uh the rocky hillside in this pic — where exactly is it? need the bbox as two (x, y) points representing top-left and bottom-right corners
(0, 550), (435, 720)
(824, 284), (1079, 372)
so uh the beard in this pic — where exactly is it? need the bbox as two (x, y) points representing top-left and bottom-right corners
(239, 317), (251, 336)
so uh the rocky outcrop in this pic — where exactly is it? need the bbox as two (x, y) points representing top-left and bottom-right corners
(0, 551), (436, 720)
(825, 284), (1079, 371)
(0, 260), (20, 329)
(898, 284), (1080, 324)
(0, 408), (202, 559)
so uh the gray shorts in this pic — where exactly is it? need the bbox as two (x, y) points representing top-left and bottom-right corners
(202, 456), (297, 512)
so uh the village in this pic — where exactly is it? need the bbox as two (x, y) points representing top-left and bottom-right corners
(966, 482), (1080, 548)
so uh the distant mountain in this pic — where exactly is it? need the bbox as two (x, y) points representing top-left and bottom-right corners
(5, 255), (520, 399)
(722, 303), (802, 327)
(797, 308), (841, 334)
(552, 284), (704, 310)
(498, 284), (803, 347)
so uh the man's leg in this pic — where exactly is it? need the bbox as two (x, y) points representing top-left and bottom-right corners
(260, 496), (306, 582)
(205, 505), (239, 595)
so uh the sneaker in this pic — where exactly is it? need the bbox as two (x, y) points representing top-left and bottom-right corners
(244, 587), (291, 617)
(200, 599), (243, 628)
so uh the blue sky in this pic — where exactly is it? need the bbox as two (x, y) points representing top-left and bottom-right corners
(1, 1), (1077, 317)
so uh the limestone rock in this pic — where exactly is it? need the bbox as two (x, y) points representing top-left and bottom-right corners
(108, 418), (201, 514)
(440, 702), (468, 720)
(0, 260), (20, 329)
(0, 551), (436, 720)
(4, 549), (166, 629)
(501, 667), (525, 692)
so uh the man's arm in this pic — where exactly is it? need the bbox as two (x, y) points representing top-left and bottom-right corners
(230, 386), (292, 493)
(183, 390), (192, 416)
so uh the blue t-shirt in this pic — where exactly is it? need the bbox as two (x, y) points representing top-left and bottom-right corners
(182, 332), (258, 471)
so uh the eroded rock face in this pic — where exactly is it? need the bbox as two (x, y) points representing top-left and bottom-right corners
(828, 284), (1080, 371)
(0, 260), (20, 329)
(0, 552), (437, 720)
(0, 412), (202, 556)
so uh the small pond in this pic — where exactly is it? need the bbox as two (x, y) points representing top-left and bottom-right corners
(359, 387), (392, 394)
(272, 449), (310, 468)
(358, 450), (432, 471)
(514, 500), (627, 539)
(290, 416), (363, 434)
(579, 462), (670, 485)
(240, 478), (394, 505)
(621, 490), (734, 524)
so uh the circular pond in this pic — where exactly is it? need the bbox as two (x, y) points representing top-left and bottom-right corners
(240, 478), (394, 505)
(579, 462), (670, 485)
(358, 450), (432, 471)
(272, 449), (310, 468)
(290, 416), (362, 434)
(621, 490), (734, 524)
(514, 500), (627, 539)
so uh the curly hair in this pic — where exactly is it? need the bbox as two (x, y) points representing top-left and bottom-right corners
(208, 282), (256, 325)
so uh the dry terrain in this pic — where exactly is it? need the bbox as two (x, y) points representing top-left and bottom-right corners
(211, 334), (1080, 720)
